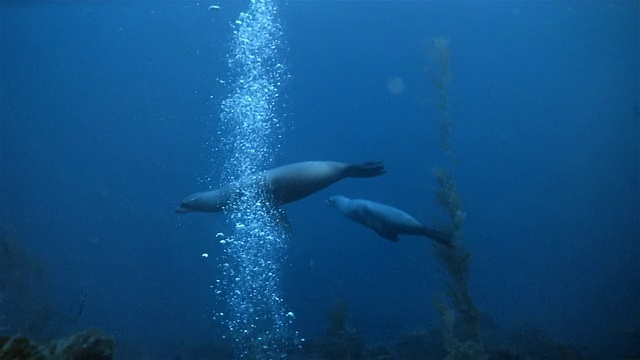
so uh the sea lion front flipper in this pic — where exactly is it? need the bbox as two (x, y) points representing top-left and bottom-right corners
(274, 207), (292, 236)
(374, 229), (400, 242)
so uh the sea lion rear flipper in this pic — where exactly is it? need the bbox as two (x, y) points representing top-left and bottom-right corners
(421, 227), (453, 247)
(348, 161), (386, 178)
(374, 229), (400, 242)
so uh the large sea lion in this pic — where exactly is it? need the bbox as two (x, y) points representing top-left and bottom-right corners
(326, 195), (452, 247)
(176, 161), (385, 214)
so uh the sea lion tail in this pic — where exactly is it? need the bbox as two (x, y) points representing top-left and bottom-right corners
(421, 227), (454, 247)
(348, 161), (386, 178)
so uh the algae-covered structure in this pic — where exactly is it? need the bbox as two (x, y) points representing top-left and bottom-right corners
(0, 329), (115, 360)
(428, 36), (485, 359)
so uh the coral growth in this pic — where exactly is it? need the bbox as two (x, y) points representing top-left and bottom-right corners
(434, 294), (485, 360)
(432, 169), (479, 340)
(434, 168), (465, 237)
(302, 301), (365, 359)
(0, 225), (56, 338)
(286, 319), (589, 359)
(0, 293), (7, 333)
(428, 37), (484, 359)
(429, 36), (454, 160)
(434, 243), (480, 342)
(0, 329), (115, 360)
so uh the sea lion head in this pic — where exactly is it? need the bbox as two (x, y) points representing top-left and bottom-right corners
(325, 195), (349, 209)
(175, 189), (227, 213)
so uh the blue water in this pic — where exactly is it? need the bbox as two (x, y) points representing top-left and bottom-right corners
(1, 1), (638, 359)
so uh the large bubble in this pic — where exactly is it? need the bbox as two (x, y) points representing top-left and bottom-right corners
(387, 76), (405, 94)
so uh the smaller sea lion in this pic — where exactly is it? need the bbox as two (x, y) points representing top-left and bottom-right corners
(326, 195), (452, 247)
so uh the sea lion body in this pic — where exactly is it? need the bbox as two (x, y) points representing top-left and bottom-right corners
(326, 195), (452, 247)
(176, 161), (385, 213)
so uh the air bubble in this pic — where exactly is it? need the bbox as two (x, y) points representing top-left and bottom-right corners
(214, 0), (293, 356)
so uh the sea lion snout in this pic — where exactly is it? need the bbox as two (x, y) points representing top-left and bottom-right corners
(176, 190), (227, 213)
(175, 194), (201, 213)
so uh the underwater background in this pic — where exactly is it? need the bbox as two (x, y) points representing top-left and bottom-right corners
(1, 1), (638, 359)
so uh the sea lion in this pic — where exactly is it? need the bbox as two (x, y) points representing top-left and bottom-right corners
(325, 195), (452, 247)
(176, 161), (385, 214)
